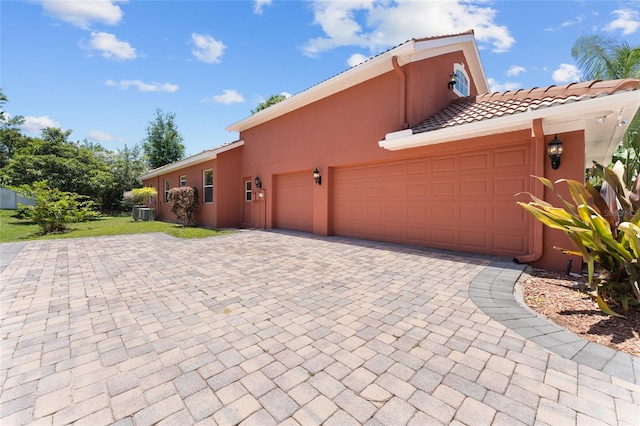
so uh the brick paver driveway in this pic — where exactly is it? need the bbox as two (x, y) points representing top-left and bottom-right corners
(1, 231), (639, 425)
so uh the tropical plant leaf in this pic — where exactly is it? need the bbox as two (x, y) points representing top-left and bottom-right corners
(595, 294), (626, 319)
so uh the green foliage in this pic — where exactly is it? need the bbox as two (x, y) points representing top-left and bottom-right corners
(17, 181), (100, 234)
(251, 93), (288, 115)
(571, 34), (640, 80)
(124, 187), (158, 221)
(167, 186), (198, 226)
(0, 89), (25, 129)
(517, 174), (640, 316)
(142, 108), (185, 169)
(2, 128), (115, 202)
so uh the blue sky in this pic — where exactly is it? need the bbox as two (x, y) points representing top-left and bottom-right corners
(3, 0), (640, 156)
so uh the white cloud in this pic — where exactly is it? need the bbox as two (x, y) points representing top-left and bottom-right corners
(487, 78), (521, 93)
(347, 53), (368, 67)
(552, 63), (581, 83)
(204, 89), (245, 104)
(191, 33), (226, 64)
(20, 116), (61, 133)
(87, 130), (114, 142)
(105, 79), (179, 92)
(281, 92), (292, 98)
(82, 32), (136, 61)
(604, 9), (640, 35)
(254, 0), (272, 15)
(38, 0), (126, 29)
(506, 65), (526, 77)
(302, 1), (515, 57)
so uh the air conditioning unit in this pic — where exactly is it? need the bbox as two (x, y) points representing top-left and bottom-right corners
(140, 208), (156, 221)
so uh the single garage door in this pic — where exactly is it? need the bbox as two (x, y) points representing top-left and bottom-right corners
(275, 172), (313, 232)
(332, 144), (531, 257)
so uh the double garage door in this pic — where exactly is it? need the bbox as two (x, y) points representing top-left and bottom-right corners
(332, 144), (531, 257)
(273, 144), (531, 257)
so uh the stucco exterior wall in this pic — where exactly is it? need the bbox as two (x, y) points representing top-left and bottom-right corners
(536, 131), (586, 273)
(239, 54), (466, 232)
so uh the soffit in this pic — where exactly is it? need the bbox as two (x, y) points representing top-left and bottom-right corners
(380, 79), (640, 167)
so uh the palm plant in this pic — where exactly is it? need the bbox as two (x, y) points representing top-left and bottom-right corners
(572, 35), (640, 187)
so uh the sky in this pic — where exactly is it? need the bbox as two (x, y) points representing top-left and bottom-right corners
(2, 0), (640, 157)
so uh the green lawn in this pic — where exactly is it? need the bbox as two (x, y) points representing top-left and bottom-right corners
(0, 210), (232, 243)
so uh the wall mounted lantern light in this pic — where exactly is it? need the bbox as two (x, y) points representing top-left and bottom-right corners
(254, 176), (262, 189)
(547, 135), (564, 170)
(313, 168), (322, 185)
(448, 73), (457, 90)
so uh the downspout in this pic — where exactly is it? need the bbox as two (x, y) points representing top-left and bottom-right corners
(391, 56), (409, 129)
(515, 118), (545, 263)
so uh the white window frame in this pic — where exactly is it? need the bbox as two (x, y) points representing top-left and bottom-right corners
(164, 179), (170, 203)
(179, 175), (187, 187)
(452, 63), (470, 97)
(245, 180), (252, 202)
(203, 169), (213, 204)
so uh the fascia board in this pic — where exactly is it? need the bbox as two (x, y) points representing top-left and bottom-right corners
(379, 90), (640, 151)
(139, 140), (244, 180)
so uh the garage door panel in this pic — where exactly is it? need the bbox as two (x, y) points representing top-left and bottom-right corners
(275, 173), (313, 232)
(332, 144), (530, 257)
(460, 231), (487, 249)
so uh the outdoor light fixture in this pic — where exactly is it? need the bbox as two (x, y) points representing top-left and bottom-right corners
(448, 73), (457, 90)
(547, 135), (564, 170)
(313, 168), (322, 185)
(254, 176), (262, 189)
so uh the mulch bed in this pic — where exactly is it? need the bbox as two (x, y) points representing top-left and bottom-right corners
(520, 269), (640, 358)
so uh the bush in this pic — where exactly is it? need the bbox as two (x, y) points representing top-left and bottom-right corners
(167, 186), (198, 226)
(123, 187), (158, 221)
(517, 171), (639, 317)
(17, 181), (100, 234)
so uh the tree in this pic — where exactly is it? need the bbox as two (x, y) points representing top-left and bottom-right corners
(0, 89), (27, 168)
(17, 180), (100, 234)
(572, 35), (640, 186)
(251, 94), (288, 114)
(142, 108), (185, 169)
(102, 143), (148, 210)
(571, 35), (640, 81)
(2, 128), (114, 203)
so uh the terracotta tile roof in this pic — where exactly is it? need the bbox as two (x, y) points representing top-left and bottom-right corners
(411, 79), (640, 134)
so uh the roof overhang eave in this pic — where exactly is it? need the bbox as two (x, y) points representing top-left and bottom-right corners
(379, 90), (640, 159)
(139, 140), (244, 180)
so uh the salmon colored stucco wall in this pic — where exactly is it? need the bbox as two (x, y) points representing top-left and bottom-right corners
(143, 160), (218, 227)
(215, 147), (242, 228)
(404, 52), (478, 126)
(239, 53), (467, 232)
(534, 131), (586, 273)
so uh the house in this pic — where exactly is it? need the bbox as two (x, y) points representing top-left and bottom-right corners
(140, 31), (640, 272)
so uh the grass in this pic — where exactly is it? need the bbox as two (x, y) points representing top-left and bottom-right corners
(0, 210), (232, 243)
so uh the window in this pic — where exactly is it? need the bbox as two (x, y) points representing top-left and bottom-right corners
(203, 169), (213, 203)
(245, 180), (252, 202)
(164, 179), (170, 203)
(179, 175), (187, 187)
(452, 63), (470, 97)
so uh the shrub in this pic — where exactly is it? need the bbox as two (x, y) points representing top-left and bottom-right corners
(167, 186), (198, 226)
(123, 187), (158, 221)
(517, 172), (639, 317)
(17, 181), (100, 234)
